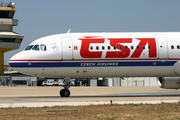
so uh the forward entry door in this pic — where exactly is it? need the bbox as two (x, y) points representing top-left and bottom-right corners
(157, 37), (168, 59)
(62, 37), (73, 60)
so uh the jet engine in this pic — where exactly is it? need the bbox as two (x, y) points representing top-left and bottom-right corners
(157, 77), (180, 89)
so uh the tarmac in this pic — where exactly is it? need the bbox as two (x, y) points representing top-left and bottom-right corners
(0, 86), (179, 108)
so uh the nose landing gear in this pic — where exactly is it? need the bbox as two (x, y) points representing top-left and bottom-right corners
(59, 77), (71, 97)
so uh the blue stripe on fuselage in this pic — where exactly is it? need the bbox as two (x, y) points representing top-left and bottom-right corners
(9, 61), (177, 67)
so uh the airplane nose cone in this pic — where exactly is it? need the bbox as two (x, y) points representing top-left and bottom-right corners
(9, 54), (17, 68)
(9, 50), (35, 69)
(9, 51), (24, 68)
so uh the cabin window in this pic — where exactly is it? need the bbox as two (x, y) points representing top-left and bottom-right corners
(40, 45), (46, 51)
(148, 46), (151, 49)
(113, 46), (116, 50)
(131, 46), (134, 50)
(137, 46), (139, 50)
(142, 46), (145, 49)
(108, 46), (111, 50)
(102, 46), (105, 50)
(125, 46), (128, 50)
(171, 45), (174, 49)
(96, 46), (99, 50)
(177, 45), (180, 49)
(32, 45), (39, 51)
(25, 45), (34, 50)
(119, 46), (122, 50)
(90, 46), (93, 50)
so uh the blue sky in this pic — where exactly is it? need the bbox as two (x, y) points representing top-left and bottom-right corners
(4, 0), (180, 64)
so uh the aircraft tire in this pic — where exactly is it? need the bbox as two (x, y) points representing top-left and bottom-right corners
(60, 89), (70, 97)
(64, 89), (70, 97)
(60, 89), (65, 97)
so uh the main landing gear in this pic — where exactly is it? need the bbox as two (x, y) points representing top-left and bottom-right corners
(60, 77), (71, 97)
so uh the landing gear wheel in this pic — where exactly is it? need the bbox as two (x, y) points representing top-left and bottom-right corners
(64, 89), (70, 97)
(60, 89), (70, 97)
(60, 77), (71, 97)
(60, 89), (65, 97)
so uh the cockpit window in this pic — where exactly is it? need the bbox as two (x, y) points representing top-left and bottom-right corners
(25, 45), (34, 50)
(32, 45), (39, 51)
(40, 45), (46, 51)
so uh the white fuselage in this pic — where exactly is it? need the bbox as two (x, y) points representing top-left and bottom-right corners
(9, 32), (180, 78)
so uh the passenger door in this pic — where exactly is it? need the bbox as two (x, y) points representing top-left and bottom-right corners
(157, 37), (168, 59)
(61, 37), (73, 60)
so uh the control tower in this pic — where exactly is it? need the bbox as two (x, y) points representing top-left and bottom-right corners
(0, 2), (24, 75)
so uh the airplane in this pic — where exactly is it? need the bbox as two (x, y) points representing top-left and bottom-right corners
(9, 32), (180, 97)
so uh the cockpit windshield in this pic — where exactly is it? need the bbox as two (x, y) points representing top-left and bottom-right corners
(25, 44), (47, 51)
(40, 44), (46, 51)
(25, 45), (34, 50)
(32, 45), (39, 51)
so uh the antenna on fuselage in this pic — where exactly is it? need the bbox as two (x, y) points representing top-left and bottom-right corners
(67, 28), (71, 33)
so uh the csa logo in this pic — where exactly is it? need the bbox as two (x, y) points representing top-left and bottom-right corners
(78, 36), (157, 58)
(50, 43), (59, 52)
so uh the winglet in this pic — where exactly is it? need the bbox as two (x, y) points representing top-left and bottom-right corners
(67, 28), (71, 33)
